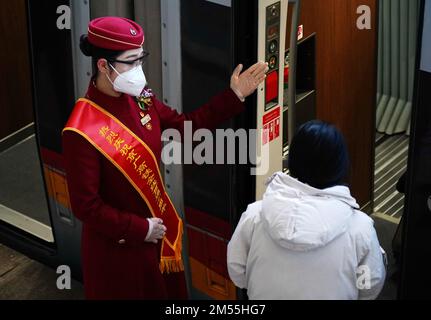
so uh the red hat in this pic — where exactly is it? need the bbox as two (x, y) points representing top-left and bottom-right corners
(88, 17), (144, 51)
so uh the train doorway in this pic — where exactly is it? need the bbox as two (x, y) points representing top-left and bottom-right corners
(0, 1), (53, 243)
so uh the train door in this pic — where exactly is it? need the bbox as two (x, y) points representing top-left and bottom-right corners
(367, 0), (424, 300)
(398, 0), (431, 299)
(176, 0), (379, 299)
(373, 0), (421, 224)
(0, 0), (55, 244)
(1, 0), (166, 284)
(0, 0), (92, 279)
(172, 0), (293, 299)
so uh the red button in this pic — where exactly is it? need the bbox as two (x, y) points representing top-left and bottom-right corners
(265, 71), (279, 103)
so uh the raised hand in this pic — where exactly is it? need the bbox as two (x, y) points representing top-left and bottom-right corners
(230, 62), (269, 102)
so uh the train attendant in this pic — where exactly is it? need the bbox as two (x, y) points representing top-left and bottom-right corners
(62, 16), (268, 300)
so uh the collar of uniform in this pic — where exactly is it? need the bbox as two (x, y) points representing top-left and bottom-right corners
(85, 78), (129, 108)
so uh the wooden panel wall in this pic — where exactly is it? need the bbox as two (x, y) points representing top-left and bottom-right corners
(286, 0), (378, 207)
(0, 0), (34, 140)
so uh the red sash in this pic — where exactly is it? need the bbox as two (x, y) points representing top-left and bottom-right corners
(63, 98), (184, 274)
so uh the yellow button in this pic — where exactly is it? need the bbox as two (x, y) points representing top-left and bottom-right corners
(118, 239), (126, 245)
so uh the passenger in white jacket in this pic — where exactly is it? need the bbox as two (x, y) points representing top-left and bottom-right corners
(227, 121), (386, 300)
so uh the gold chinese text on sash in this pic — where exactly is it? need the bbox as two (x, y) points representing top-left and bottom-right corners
(63, 98), (183, 274)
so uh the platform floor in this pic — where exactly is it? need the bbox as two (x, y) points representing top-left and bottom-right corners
(0, 214), (398, 300)
(0, 243), (84, 300)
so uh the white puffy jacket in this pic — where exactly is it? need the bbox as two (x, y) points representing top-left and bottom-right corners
(227, 172), (386, 300)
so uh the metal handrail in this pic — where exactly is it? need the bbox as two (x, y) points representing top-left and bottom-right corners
(287, 0), (302, 145)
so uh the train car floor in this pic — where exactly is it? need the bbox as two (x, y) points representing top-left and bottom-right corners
(0, 136), (51, 226)
(374, 134), (409, 223)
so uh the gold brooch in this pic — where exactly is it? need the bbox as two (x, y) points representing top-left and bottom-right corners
(137, 96), (153, 111)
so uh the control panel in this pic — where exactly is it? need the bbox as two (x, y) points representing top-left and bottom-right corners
(255, 0), (288, 199)
(265, 2), (282, 111)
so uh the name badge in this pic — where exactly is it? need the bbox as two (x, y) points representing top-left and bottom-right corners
(141, 114), (152, 127)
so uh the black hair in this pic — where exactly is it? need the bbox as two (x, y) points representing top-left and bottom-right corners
(79, 35), (124, 76)
(288, 120), (350, 189)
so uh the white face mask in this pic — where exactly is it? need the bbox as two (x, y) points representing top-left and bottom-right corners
(107, 64), (147, 97)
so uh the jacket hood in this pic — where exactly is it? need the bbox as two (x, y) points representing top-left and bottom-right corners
(262, 172), (360, 252)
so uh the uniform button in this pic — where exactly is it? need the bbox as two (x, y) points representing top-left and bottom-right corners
(118, 239), (126, 245)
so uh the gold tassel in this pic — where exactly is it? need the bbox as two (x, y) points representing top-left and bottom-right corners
(159, 220), (185, 274)
(160, 258), (184, 274)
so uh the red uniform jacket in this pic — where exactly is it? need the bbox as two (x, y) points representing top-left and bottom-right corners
(62, 82), (245, 300)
